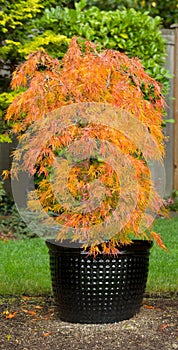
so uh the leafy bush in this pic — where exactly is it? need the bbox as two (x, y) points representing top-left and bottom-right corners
(0, 91), (23, 142)
(6, 37), (167, 253)
(63, 0), (178, 28)
(0, 205), (35, 238)
(0, 187), (36, 238)
(35, 1), (170, 94)
(0, 181), (5, 202)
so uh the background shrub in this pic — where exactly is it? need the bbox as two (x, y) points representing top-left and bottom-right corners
(64, 0), (178, 28)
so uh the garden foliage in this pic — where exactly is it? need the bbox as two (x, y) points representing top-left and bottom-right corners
(72, 0), (178, 28)
(34, 1), (170, 92)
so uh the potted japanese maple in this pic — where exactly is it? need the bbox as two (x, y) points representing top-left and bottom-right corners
(6, 37), (167, 323)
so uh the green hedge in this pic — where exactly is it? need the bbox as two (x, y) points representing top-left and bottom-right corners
(59, 0), (178, 28)
(35, 1), (170, 93)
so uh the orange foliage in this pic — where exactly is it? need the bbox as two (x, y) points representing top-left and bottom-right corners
(7, 37), (167, 254)
(6, 37), (165, 150)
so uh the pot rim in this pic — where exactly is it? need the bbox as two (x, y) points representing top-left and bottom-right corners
(45, 238), (153, 252)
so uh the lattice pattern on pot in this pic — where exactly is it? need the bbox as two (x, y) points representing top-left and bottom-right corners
(49, 252), (150, 322)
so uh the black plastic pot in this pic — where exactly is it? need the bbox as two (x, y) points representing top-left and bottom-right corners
(46, 239), (153, 324)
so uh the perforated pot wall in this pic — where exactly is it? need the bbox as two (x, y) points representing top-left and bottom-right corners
(46, 239), (152, 323)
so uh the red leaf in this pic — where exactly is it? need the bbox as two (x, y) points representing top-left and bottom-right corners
(159, 324), (170, 330)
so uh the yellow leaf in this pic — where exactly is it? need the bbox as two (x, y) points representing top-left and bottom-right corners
(6, 334), (11, 341)
(2, 170), (10, 180)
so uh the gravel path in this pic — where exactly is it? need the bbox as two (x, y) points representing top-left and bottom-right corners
(0, 295), (177, 350)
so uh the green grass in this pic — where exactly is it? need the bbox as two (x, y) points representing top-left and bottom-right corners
(146, 217), (178, 294)
(0, 238), (52, 295)
(0, 217), (177, 296)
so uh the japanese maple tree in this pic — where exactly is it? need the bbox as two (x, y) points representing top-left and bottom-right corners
(6, 37), (167, 254)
